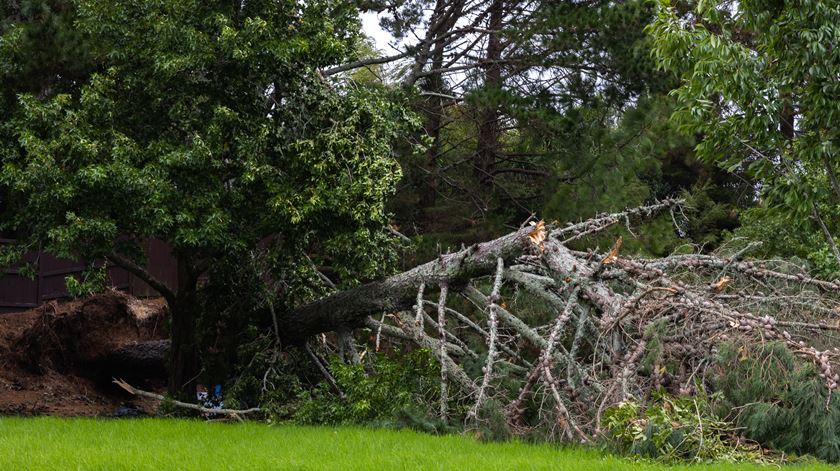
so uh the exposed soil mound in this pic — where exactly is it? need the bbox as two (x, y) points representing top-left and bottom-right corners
(15, 292), (167, 377)
(0, 291), (168, 416)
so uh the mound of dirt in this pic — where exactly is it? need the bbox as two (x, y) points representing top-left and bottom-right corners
(15, 292), (167, 376)
(0, 291), (168, 416)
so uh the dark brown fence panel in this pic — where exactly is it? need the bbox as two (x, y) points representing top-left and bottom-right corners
(0, 270), (39, 312)
(129, 239), (178, 297)
(37, 252), (87, 302)
(0, 238), (40, 312)
(0, 239), (178, 314)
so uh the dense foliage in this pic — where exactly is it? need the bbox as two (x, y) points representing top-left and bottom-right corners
(649, 0), (840, 275)
(294, 350), (439, 426)
(371, 0), (751, 262)
(225, 340), (443, 428)
(0, 0), (413, 397)
(604, 392), (766, 464)
(604, 341), (840, 464)
(715, 342), (840, 463)
(3, 0), (840, 465)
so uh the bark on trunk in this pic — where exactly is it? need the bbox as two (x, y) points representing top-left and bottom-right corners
(280, 200), (681, 344)
(474, 0), (504, 187)
(103, 340), (169, 382)
(279, 225), (535, 344)
(417, 1), (463, 211)
(419, 49), (445, 210)
(167, 257), (200, 401)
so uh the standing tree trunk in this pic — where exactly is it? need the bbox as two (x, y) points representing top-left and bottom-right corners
(167, 256), (200, 401)
(474, 0), (505, 188)
(416, 0), (464, 217)
(419, 49), (446, 211)
(106, 251), (201, 401)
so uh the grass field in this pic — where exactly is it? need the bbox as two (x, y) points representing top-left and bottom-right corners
(0, 417), (836, 470)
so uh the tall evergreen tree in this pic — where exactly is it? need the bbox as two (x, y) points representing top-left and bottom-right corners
(346, 0), (744, 254)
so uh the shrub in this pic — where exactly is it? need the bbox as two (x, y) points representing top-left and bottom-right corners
(222, 331), (308, 420)
(64, 265), (107, 298)
(604, 390), (766, 463)
(294, 349), (439, 425)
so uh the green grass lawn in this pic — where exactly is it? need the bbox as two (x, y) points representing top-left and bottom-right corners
(0, 417), (835, 470)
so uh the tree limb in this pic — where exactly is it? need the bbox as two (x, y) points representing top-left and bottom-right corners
(280, 225), (536, 343)
(113, 378), (259, 420)
(106, 253), (176, 305)
(470, 257), (504, 419)
(322, 50), (413, 76)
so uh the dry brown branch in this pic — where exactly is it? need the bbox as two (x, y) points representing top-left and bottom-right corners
(112, 378), (260, 420)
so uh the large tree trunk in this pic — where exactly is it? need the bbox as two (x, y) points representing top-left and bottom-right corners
(168, 296), (199, 401)
(278, 224), (535, 343)
(280, 200), (682, 344)
(417, 0), (464, 214)
(474, 0), (505, 187)
(167, 259), (200, 401)
(419, 50), (445, 211)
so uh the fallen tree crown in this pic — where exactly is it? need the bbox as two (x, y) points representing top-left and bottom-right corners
(280, 199), (840, 440)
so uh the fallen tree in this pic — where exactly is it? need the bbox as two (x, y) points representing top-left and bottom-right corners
(277, 198), (840, 442)
(280, 199), (681, 342)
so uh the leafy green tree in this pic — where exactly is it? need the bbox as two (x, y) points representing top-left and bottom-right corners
(0, 0), (412, 399)
(649, 0), (840, 274)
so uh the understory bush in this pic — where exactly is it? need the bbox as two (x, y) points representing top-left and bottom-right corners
(222, 331), (307, 418)
(715, 341), (840, 463)
(294, 349), (439, 425)
(226, 344), (443, 428)
(604, 390), (766, 463)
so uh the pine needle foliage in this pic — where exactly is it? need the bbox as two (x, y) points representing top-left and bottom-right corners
(715, 341), (840, 463)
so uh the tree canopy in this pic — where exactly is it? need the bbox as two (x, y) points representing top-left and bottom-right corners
(3, 3), (840, 453)
(649, 0), (840, 275)
(0, 0), (414, 397)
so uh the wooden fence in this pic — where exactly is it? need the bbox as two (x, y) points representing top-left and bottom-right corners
(0, 239), (177, 313)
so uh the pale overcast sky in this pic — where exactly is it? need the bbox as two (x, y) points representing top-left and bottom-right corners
(360, 11), (395, 52)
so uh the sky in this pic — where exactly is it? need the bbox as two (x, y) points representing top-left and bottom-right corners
(360, 11), (396, 53)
